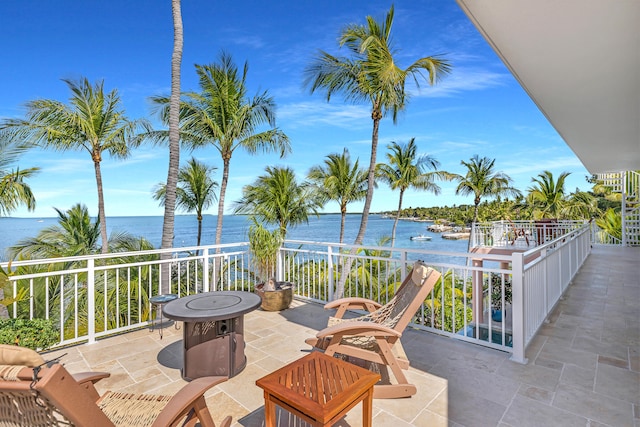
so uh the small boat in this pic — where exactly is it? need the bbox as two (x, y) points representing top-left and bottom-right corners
(410, 234), (432, 241)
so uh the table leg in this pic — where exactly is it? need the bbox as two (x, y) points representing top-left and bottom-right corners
(362, 388), (374, 427)
(264, 392), (276, 427)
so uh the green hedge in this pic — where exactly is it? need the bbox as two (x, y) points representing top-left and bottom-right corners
(0, 318), (59, 351)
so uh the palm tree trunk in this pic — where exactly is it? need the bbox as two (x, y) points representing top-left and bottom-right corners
(336, 115), (380, 299)
(213, 155), (230, 290)
(159, 0), (183, 295)
(353, 115), (380, 246)
(215, 156), (230, 248)
(196, 216), (202, 246)
(391, 189), (404, 247)
(93, 159), (108, 254)
(466, 200), (480, 255)
(339, 203), (347, 244)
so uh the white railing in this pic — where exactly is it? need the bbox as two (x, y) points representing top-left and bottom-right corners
(595, 170), (640, 246)
(591, 225), (622, 245)
(1, 243), (251, 347)
(472, 220), (586, 249)
(623, 171), (639, 246)
(1, 223), (592, 363)
(511, 224), (591, 362)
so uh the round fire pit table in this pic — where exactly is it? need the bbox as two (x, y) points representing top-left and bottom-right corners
(163, 291), (261, 380)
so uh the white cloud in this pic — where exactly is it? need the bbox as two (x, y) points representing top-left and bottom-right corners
(105, 150), (164, 169)
(410, 67), (510, 98)
(278, 102), (370, 129)
(38, 158), (91, 174)
(231, 35), (266, 49)
(503, 156), (585, 177)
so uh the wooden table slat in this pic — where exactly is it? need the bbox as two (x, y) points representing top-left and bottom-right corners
(256, 352), (380, 427)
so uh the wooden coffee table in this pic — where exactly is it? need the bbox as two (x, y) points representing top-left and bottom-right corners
(256, 351), (380, 427)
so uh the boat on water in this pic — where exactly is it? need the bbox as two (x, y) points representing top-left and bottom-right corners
(410, 234), (432, 241)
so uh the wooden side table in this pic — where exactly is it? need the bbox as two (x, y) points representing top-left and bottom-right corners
(256, 351), (380, 427)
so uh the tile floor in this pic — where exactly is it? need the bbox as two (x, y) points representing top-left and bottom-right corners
(45, 245), (639, 426)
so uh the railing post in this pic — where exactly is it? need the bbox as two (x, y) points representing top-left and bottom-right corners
(327, 246), (334, 302)
(277, 247), (284, 282)
(11, 280), (17, 318)
(541, 246), (549, 314)
(400, 251), (408, 281)
(470, 223), (476, 247)
(510, 252), (527, 364)
(87, 258), (96, 345)
(621, 171), (627, 247)
(203, 248), (210, 292)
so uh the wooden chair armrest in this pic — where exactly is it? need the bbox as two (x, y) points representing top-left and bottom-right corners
(324, 297), (381, 310)
(72, 371), (110, 384)
(151, 376), (229, 427)
(317, 321), (401, 339)
(72, 371), (111, 401)
(325, 297), (382, 318)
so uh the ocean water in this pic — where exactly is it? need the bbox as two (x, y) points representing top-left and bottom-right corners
(0, 214), (468, 259)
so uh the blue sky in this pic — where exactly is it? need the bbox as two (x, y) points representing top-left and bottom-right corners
(1, 1), (590, 218)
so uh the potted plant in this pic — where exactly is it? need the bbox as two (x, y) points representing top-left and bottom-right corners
(248, 220), (294, 311)
(490, 274), (512, 322)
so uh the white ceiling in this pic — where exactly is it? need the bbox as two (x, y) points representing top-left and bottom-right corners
(456, 0), (640, 174)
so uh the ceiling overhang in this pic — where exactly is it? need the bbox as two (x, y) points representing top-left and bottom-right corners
(456, 0), (640, 174)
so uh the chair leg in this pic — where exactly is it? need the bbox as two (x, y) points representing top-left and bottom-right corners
(324, 337), (417, 399)
(376, 339), (408, 384)
(373, 383), (417, 398)
(182, 397), (217, 427)
(305, 336), (329, 349)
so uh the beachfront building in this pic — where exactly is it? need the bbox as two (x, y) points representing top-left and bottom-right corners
(456, 0), (639, 248)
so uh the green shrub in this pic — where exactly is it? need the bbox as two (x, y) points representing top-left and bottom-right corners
(0, 318), (59, 351)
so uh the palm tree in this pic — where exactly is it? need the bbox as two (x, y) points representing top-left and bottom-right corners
(307, 149), (368, 243)
(455, 155), (522, 226)
(595, 208), (622, 241)
(233, 166), (320, 239)
(150, 52), (290, 250)
(6, 203), (155, 338)
(527, 170), (571, 219)
(0, 78), (144, 254)
(565, 190), (601, 220)
(455, 155), (521, 253)
(304, 5), (451, 247)
(8, 203), (149, 260)
(158, 0), (184, 293)
(153, 157), (218, 247)
(0, 138), (39, 216)
(376, 138), (452, 246)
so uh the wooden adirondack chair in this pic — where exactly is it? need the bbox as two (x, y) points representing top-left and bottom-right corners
(0, 344), (231, 427)
(305, 260), (441, 399)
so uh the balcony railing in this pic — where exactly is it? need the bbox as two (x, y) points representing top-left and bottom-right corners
(0, 222), (591, 364)
(471, 219), (587, 249)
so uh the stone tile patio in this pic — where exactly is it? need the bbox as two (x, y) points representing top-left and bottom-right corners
(45, 246), (639, 426)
